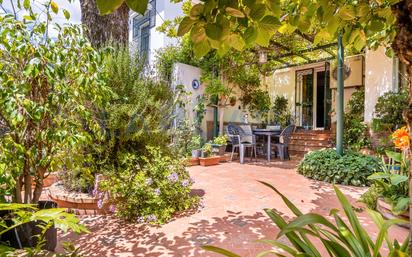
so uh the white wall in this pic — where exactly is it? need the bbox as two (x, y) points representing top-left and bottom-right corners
(129, 0), (183, 66)
(171, 62), (211, 138)
(364, 47), (396, 122)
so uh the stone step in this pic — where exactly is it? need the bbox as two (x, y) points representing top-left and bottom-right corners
(289, 145), (327, 152)
(289, 140), (332, 147)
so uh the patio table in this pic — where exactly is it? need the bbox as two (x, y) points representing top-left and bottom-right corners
(253, 129), (281, 162)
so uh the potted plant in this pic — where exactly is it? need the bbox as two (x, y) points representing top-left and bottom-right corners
(199, 143), (220, 166)
(211, 135), (228, 156)
(187, 135), (203, 166)
(368, 127), (410, 228)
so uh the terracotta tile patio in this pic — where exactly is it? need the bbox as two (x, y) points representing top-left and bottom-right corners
(57, 158), (408, 257)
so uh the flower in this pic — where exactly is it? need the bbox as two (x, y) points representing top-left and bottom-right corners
(145, 178), (153, 186)
(136, 216), (145, 223)
(392, 126), (410, 150)
(92, 188), (98, 197)
(147, 214), (157, 222)
(109, 204), (116, 213)
(181, 179), (190, 187)
(167, 172), (179, 183)
(154, 188), (161, 196)
(97, 199), (104, 209)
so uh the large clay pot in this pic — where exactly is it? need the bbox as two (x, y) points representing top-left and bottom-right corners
(0, 201), (58, 251)
(199, 156), (221, 166)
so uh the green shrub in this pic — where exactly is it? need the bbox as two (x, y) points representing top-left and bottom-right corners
(297, 149), (382, 186)
(343, 88), (370, 151)
(97, 48), (198, 223)
(101, 147), (198, 223)
(372, 90), (408, 132)
(271, 95), (292, 128)
(359, 184), (380, 210)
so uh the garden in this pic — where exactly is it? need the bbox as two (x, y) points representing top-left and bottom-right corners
(0, 0), (412, 256)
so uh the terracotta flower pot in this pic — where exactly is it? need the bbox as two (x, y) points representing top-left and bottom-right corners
(199, 156), (220, 166)
(188, 157), (200, 166)
(376, 197), (409, 229)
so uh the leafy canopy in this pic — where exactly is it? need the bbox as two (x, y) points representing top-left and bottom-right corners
(99, 0), (399, 58)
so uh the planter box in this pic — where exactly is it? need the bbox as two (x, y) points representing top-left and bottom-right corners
(187, 157), (200, 166)
(376, 197), (409, 229)
(199, 156), (220, 166)
(220, 154), (230, 162)
(212, 144), (226, 156)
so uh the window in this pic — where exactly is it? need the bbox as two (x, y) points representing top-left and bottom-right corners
(131, 0), (156, 61)
(140, 24), (150, 61)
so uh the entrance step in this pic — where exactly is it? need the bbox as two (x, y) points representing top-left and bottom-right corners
(289, 130), (334, 156)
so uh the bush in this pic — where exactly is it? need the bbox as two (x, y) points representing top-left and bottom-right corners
(271, 95), (292, 128)
(297, 149), (382, 186)
(359, 184), (380, 209)
(344, 88), (370, 151)
(372, 90), (408, 132)
(101, 147), (198, 223)
(97, 48), (198, 223)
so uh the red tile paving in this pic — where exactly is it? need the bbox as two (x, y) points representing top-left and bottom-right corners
(57, 158), (408, 257)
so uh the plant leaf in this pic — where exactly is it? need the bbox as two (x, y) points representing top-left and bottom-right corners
(125, 0), (148, 15)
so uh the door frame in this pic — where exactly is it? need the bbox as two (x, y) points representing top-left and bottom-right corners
(295, 64), (330, 130)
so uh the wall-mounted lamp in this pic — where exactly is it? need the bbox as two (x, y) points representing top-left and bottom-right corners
(259, 50), (267, 64)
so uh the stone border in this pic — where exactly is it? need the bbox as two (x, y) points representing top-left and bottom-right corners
(48, 183), (109, 215)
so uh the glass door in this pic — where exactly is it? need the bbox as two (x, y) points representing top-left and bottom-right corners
(296, 69), (314, 129)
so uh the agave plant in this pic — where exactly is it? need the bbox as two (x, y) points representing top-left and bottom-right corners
(203, 181), (409, 257)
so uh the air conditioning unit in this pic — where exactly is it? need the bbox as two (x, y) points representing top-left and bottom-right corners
(330, 55), (364, 88)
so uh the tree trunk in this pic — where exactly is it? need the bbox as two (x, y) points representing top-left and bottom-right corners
(79, 0), (129, 48)
(392, 0), (412, 252)
(219, 106), (225, 136)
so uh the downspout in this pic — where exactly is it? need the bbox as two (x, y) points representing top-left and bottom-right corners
(336, 34), (344, 155)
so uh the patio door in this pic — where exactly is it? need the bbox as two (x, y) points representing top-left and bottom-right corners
(295, 64), (331, 129)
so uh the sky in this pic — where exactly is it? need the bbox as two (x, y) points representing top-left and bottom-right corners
(0, 0), (82, 37)
(0, 0), (81, 24)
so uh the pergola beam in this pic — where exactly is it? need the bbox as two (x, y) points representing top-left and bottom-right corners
(267, 43), (337, 63)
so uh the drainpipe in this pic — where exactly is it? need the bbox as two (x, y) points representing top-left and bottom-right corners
(336, 34), (344, 155)
(213, 96), (218, 137)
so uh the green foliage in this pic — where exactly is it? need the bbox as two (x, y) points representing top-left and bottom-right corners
(203, 182), (410, 257)
(247, 90), (271, 122)
(0, 203), (88, 256)
(213, 135), (228, 145)
(360, 184), (380, 210)
(98, 48), (198, 223)
(372, 90), (408, 132)
(344, 88), (370, 151)
(189, 135), (203, 151)
(297, 149), (382, 186)
(193, 95), (206, 133)
(271, 95), (292, 128)
(368, 150), (409, 215)
(202, 143), (214, 157)
(0, 14), (108, 203)
(100, 147), (198, 223)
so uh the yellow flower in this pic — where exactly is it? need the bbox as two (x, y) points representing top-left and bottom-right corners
(392, 127), (410, 150)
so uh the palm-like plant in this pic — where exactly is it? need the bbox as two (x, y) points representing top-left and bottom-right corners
(203, 182), (409, 257)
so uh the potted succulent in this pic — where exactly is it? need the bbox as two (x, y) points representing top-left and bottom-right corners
(199, 143), (220, 166)
(187, 135), (203, 166)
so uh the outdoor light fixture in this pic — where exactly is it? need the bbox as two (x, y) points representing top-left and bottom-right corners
(258, 50), (267, 64)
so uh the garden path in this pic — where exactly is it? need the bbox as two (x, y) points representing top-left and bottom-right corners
(58, 159), (408, 257)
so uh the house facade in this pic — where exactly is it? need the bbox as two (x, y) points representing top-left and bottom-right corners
(173, 47), (406, 142)
(128, 0), (183, 65)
